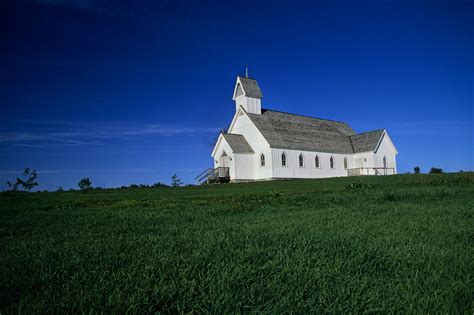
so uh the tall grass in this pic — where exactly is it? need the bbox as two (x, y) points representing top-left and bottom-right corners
(0, 173), (473, 313)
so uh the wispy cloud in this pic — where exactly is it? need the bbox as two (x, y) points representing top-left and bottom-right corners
(0, 121), (219, 147)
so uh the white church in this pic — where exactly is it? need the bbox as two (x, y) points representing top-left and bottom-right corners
(197, 75), (398, 183)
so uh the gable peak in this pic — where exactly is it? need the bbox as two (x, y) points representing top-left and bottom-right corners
(233, 76), (263, 100)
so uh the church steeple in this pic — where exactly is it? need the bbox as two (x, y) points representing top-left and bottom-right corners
(232, 75), (263, 115)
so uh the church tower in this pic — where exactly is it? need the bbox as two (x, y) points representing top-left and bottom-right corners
(232, 75), (263, 115)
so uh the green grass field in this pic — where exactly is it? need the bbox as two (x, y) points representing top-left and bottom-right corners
(1, 173), (473, 313)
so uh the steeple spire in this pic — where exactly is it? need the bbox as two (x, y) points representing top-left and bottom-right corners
(245, 65), (248, 78)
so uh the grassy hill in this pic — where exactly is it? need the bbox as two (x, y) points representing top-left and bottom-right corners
(1, 173), (473, 313)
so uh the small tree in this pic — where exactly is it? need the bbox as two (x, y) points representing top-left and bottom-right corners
(171, 174), (183, 187)
(7, 168), (39, 192)
(78, 178), (92, 190)
(429, 167), (443, 174)
(414, 166), (420, 174)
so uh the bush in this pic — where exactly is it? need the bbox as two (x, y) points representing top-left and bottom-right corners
(78, 178), (92, 190)
(414, 166), (420, 174)
(429, 167), (443, 174)
(346, 181), (374, 191)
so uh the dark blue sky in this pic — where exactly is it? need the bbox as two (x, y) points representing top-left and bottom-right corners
(1, 0), (473, 190)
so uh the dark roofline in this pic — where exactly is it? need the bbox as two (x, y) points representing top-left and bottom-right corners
(237, 75), (258, 80)
(259, 108), (351, 125)
(352, 129), (385, 136)
(348, 135), (355, 152)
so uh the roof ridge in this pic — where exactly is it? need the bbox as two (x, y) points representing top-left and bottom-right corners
(237, 76), (257, 80)
(351, 129), (385, 136)
(261, 108), (351, 125)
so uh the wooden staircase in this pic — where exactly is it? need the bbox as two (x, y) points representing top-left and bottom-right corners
(195, 167), (230, 184)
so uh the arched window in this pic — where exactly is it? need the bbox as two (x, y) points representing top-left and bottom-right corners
(315, 155), (320, 168)
(299, 154), (304, 167)
(260, 153), (265, 167)
(344, 157), (348, 169)
(330, 156), (334, 169)
(383, 156), (387, 168)
(281, 152), (286, 167)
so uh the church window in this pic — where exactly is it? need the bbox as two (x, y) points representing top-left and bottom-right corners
(299, 154), (304, 167)
(315, 155), (320, 168)
(261, 153), (265, 167)
(330, 156), (334, 169)
(281, 152), (287, 167)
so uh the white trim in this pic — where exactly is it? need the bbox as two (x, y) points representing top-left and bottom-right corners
(228, 106), (271, 148)
(227, 106), (244, 133)
(232, 77), (250, 100)
(375, 130), (398, 155)
(232, 77), (241, 100)
(211, 133), (224, 157)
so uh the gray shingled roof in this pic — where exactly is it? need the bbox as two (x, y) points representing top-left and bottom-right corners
(222, 133), (254, 153)
(245, 109), (384, 154)
(238, 76), (263, 99)
(350, 129), (384, 153)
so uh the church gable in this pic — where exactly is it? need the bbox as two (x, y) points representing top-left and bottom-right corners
(228, 107), (270, 149)
(232, 77), (263, 100)
(211, 131), (255, 159)
(374, 131), (398, 155)
(235, 83), (244, 97)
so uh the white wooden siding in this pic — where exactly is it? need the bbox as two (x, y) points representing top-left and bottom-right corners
(374, 135), (397, 173)
(271, 149), (354, 178)
(229, 112), (272, 180)
(234, 95), (261, 114)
